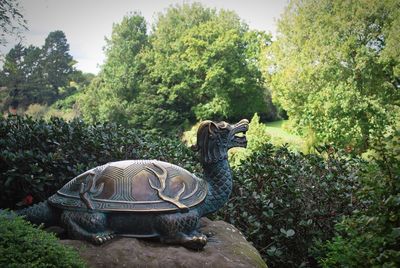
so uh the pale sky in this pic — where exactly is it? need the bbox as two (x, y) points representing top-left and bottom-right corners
(2, 0), (288, 74)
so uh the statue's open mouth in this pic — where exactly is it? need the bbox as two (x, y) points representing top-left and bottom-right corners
(234, 131), (247, 145)
(230, 119), (249, 148)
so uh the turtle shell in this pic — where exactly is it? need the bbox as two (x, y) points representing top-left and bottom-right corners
(48, 160), (207, 212)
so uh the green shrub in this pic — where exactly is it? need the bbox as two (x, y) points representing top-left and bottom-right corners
(218, 144), (364, 267)
(25, 104), (50, 120)
(2, 116), (384, 267)
(24, 96), (85, 122)
(0, 211), (86, 267)
(317, 130), (400, 267)
(0, 116), (199, 208)
(229, 113), (271, 167)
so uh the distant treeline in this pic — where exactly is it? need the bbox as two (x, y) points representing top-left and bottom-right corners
(0, 31), (92, 112)
(78, 4), (280, 135)
(1, 1), (399, 153)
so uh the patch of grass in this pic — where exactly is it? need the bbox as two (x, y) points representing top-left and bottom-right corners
(264, 120), (306, 152)
(264, 120), (285, 128)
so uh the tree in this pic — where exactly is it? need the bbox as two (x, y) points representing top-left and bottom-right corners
(41, 31), (75, 102)
(80, 4), (276, 134)
(1, 44), (46, 109)
(0, 43), (25, 108)
(142, 3), (272, 126)
(0, 0), (27, 48)
(266, 0), (400, 152)
(0, 31), (78, 110)
(79, 12), (148, 125)
(22, 45), (48, 103)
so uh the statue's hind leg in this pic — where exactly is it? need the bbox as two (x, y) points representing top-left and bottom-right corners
(156, 210), (207, 250)
(61, 211), (115, 244)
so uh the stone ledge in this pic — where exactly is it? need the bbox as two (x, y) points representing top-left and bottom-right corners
(60, 218), (267, 268)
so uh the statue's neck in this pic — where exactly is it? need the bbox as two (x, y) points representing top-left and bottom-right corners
(200, 157), (232, 216)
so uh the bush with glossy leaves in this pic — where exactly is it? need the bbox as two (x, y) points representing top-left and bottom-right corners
(218, 144), (364, 267)
(317, 129), (400, 267)
(0, 116), (199, 209)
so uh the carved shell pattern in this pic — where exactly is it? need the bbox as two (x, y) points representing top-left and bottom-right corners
(48, 160), (207, 212)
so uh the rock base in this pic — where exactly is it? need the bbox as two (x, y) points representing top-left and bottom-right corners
(60, 218), (267, 268)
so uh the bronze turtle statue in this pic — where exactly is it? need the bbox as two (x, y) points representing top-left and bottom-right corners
(16, 119), (248, 249)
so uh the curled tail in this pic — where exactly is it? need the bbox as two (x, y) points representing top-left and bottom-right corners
(16, 201), (60, 226)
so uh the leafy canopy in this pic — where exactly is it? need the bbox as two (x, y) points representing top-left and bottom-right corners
(79, 12), (148, 125)
(0, 31), (82, 111)
(144, 4), (271, 122)
(80, 4), (275, 134)
(266, 0), (400, 152)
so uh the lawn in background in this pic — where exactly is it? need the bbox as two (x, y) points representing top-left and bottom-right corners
(265, 120), (307, 152)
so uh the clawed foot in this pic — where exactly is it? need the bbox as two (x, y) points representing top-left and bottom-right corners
(183, 234), (207, 250)
(161, 232), (207, 250)
(92, 233), (115, 245)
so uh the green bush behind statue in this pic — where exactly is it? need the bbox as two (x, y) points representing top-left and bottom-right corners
(223, 144), (364, 267)
(0, 116), (200, 209)
(1, 116), (397, 267)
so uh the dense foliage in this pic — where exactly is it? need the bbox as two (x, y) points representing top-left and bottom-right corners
(1, 1), (399, 267)
(317, 131), (400, 267)
(0, 116), (371, 268)
(79, 13), (148, 126)
(79, 3), (277, 134)
(218, 144), (363, 267)
(0, 212), (86, 267)
(266, 0), (400, 152)
(0, 116), (199, 208)
(142, 4), (272, 122)
(0, 31), (89, 112)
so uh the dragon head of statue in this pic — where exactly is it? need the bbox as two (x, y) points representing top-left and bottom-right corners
(192, 119), (249, 164)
